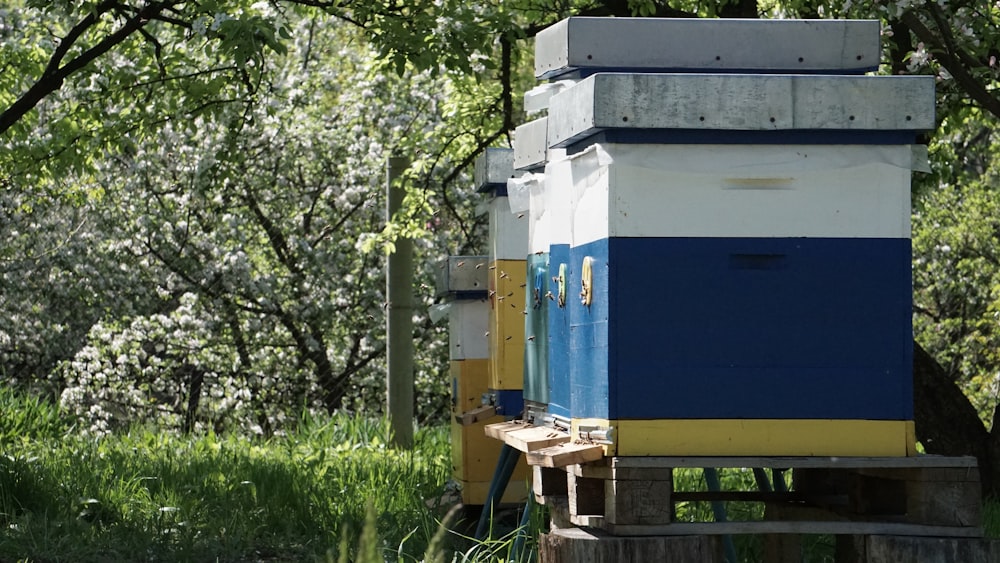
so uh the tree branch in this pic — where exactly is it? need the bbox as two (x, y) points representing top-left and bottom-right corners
(0, 1), (181, 137)
(899, 11), (1000, 120)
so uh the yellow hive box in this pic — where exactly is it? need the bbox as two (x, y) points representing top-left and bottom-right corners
(451, 417), (531, 503)
(451, 359), (490, 415)
(488, 259), (526, 391)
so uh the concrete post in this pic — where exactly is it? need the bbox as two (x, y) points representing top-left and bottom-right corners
(386, 156), (414, 449)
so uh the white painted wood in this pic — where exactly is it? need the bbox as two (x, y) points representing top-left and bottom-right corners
(514, 117), (549, 171)
(528, 174), (550, 254)
(568, 143), (914, 247)
(548, 74), (935, 148)
(545, 157), (573, 246)
(488, 196), (529, 260)
(449, 299), (490, 360)
(535, 17), (881, 79)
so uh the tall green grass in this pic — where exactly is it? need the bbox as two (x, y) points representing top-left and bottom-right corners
(4, 386), (998, 563)
(0, 388), (457, 562)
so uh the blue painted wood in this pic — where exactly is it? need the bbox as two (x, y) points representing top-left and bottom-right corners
(493, 389), (525, 417)
(565, 130), (919, 155)
(568, 237), (913, 421)
(564, 65), (875, 79)
(547, 244), (572, 420)
(523, 253), (549, 404)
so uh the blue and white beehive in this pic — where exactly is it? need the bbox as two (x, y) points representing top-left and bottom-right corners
(532, 17), (935, 457)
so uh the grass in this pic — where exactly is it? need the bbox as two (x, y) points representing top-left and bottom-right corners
(0, 387), (458, 562)
(2, 386), (999, 563)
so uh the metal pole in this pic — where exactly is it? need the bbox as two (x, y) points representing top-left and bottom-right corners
(386, 156), (414, 449)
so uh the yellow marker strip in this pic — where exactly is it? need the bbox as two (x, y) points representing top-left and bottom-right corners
(573, 418), (915, 457)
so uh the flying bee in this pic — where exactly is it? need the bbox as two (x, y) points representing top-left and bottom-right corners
(475, 263), (483, 269)
(505, 335), (513, 341)
(517, 213), (525, 219)
(456, 261), (465, 268)
(545, 291), (555, 300)
(499, 271), (509, 279)
(527, 335), (536, 342)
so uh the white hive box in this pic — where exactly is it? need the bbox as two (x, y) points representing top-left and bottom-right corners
(535, 17), (881, 79)
(448, 300), (490, 361)
(567, 143), (918, 245)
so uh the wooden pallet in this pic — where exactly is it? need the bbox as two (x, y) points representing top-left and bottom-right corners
(529, 455), (983, 538)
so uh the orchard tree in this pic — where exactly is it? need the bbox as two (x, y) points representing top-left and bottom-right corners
(54, 15), (484, 433)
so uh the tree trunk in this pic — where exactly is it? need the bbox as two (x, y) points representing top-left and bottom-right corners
(913, 340), (1000, 498)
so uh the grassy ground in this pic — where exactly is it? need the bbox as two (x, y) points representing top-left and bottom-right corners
(2, 387), (997, 562)
(1, 387), (457, 562)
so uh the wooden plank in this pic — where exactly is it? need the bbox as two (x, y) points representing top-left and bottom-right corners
(596, 521), (984, 538)
(865, 535), (1000, 563)
(483, 421), (524, 441)
(571, 462), (678, 482)
(610, 455), (978, 470)
(528, 442), (605, 468)
(533, 466), (569, 499)
(455, 405), (497, 426)
(569, 473), (605, 516)
(539, 527), (723, 563)
(605, 475), (673, 526)
(671, 491), (826, 503)
(503, 426), (571, 453)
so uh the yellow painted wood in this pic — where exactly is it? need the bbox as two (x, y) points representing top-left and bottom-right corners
(451, 359), (490, 415)
(572, 418), (916, 457)
(621, 419), (915, 457)
(906, 420), (918, 456)
(488, 259), (527, 391)
(451, 415), (506, 482)
(451, 416), (534, 485)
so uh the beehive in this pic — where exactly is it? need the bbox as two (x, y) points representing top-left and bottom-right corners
(531, 17), (934, 457)
(437, 255), (528, 504)
(477, 148), (528, 417)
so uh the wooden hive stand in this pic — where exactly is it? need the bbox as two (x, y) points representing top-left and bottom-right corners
(486, 422), (990, 562)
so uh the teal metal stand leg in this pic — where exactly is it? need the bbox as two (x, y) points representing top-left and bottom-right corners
(476, 444), (521, 540)
(704, 468), (739, 563)
(752, 468), (773, 493)
(772, 468), (787, 493)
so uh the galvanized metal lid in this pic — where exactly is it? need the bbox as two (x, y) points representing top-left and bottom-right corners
(535, 17), (881, 79)
(547, 73), (935, 149)
(474, 147), (515, 193)
(434, 256), (489, 298)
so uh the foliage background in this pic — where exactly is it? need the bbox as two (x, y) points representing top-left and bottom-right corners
(1, 0), (1000, 448)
